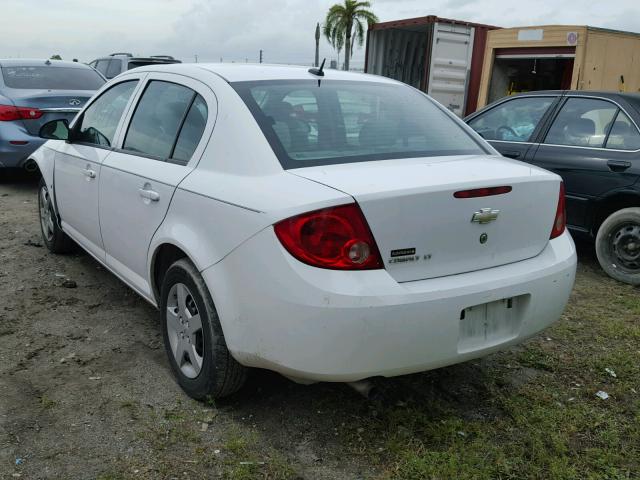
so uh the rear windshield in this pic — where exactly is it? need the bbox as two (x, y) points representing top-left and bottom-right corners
(233, 80), (486, 168)
(1, 66), (105, 90)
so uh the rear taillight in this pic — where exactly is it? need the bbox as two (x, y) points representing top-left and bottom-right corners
(0, 104), (43, 121)
(550, 182), (566, 239)
(274, 203), (383, 270)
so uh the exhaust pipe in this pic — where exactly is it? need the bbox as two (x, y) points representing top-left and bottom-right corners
(348, 380), (381, 401)
(23, 159), (38, 173)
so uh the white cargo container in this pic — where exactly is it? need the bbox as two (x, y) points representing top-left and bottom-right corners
(365, 16), (498, 116)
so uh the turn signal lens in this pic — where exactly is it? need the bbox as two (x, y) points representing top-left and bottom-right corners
(274, 203), (383, 270)
(0, 104), (43, 121)
(550, 182), (566, 239)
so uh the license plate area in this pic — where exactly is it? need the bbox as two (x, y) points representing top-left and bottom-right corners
(458, 295), (529, 353)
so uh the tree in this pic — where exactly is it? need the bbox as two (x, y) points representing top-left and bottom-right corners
(50, 54), (62, 60)
(323, 0), (378, 71)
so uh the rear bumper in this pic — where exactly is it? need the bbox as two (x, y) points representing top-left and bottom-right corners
(202, 229), (577, 382)
(0, 123), (44, 168)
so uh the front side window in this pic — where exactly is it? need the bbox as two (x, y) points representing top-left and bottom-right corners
(123, 81), (196, 159)
(1, 66), (105, 90)
(605, 110), (640, 151)
(75, 80), (138, 147)
(233, 80), (485, 169)
(468, 96), (555, 142)
(544, 98), (617, 148)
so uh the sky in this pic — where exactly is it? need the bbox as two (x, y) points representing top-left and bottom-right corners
(1, 0), (639, 68)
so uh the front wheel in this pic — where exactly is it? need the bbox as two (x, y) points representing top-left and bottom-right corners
(160, 258), (247, 400)
(38, 178), (75, 254)
(595, 207), (640, 285)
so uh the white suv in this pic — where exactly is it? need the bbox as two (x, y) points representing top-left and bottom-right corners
(32, 64), (577, 399)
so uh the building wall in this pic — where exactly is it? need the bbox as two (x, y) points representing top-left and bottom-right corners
(581, 28), (640, 93)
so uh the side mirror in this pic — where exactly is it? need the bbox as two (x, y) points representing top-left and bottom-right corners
(39, 119), (70, 141)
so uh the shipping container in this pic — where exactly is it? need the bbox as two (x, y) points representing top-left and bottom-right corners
(365, 16), (498, 116)
(477, 25), (640, 108)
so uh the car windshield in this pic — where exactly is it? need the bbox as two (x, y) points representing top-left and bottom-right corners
(1, 66), (105, 90)
(233, 80), (486, 169)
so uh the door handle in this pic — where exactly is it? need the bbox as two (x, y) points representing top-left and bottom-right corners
(502, 150), (521, 159)
(139, 188), (160, 202)
(607, 160), (632, 172)
(82, 168), (96, 179)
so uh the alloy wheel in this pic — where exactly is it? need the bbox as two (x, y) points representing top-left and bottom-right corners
(39, 186), (55, 243)
(166, 283), (204, 378)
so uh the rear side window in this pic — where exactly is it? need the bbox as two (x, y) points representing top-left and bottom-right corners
(605, 110), (640, 151)
(233, 80), (485, 169)
(1, 66), (105, 90)
(105, 59), (122, 79)
(95, 60), (110, 76)
(123, 81), (198, 160)
(468, 97), (555, 142)
(75, 80), (138, 147)
(544, 98), (617, 148)
(172, 95), (208, 163)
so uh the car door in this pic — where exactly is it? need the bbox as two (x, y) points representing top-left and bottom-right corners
(467, 95), (560, 161)
(54, 79), (139, 260)
(98, 74), (215, 298)
(529, 96), (640, 232)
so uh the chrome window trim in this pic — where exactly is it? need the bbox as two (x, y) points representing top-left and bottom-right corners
(542, 94), (640, 153)
(489, 140), (535, 146)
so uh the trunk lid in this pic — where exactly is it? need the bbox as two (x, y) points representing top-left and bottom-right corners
(9, 90), (93, 135)
(290, 155), (561, 282)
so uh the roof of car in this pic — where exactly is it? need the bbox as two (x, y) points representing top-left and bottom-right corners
(128, 62), (398, 84)
(509, 90), (640, 100)
(0, 58), (91, 68)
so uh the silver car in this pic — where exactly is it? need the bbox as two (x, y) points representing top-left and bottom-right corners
(0, 59), (105, 171)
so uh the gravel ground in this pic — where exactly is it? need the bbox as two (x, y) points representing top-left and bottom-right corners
(1, 172), (638, 480)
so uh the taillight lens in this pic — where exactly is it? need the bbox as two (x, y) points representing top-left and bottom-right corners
(0, 104), (43, 121)
(550, 182), (566, 239)
(274, 203), (383, 270)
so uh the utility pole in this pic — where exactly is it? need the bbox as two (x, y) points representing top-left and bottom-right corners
(315, 23), (320, 67)
(259, 49), (263, 63)
(194, 54), (198, 63)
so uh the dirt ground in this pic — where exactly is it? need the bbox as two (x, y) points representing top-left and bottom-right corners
(1, 173), (638, 480)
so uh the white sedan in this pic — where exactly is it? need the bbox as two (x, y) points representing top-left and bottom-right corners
(31, 64), (577, 399)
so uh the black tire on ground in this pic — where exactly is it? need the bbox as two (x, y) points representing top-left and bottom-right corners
(38, 178), (75, 254)
(160, 258), (247, 400)
(595, 207), (640, 286)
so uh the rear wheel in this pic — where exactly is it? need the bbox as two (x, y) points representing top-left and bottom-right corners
(38, 178), (75, 254)
(595, 207), (640, 285)
(160, 258), (247, 400)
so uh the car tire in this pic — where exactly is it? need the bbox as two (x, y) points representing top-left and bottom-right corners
(595, 207), (640, 285)
(160, 258), (247, 400)
(38, 178), (75, 254)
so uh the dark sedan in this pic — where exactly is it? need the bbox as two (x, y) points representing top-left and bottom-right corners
(466, 90), (640, 285)
(0, 59), (105, 172)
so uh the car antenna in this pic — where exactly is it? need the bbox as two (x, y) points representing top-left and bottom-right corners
(308, 58), (326, 86)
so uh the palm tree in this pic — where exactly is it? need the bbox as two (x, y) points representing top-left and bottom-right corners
(323, 0), (378, 71)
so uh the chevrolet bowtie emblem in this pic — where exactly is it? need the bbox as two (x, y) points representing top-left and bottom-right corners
(471, 208), (500, 224)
